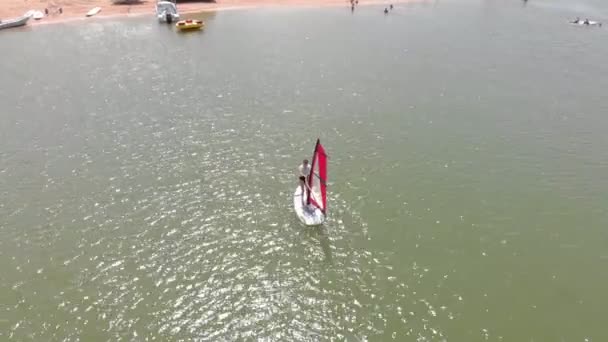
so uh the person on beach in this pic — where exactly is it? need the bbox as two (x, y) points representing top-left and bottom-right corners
(298, 159), (311, 204)
(384, 8), (389, 14)
(390, 4), (393, 10)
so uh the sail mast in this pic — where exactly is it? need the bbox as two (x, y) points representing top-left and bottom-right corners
(306, 139), (327, 214)
(306, 139), (320, 205)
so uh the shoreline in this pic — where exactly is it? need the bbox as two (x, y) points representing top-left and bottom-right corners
(1, 0), (409, 27)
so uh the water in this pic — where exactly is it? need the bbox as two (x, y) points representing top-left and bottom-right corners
(1, 0), (608, 340)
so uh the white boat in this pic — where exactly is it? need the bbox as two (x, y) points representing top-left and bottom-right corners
(293, 139), (328, 226)
(156, 1), (179, 23)
(86, 7), (101, 17)
(24, 10), (44, 20)
(0, 15), (30, 30)
(570, 20), (602, 27)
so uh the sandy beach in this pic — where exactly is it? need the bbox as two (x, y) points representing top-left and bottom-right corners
(1, 0), (402, 24)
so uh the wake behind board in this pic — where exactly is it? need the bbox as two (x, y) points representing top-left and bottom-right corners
(294, 185), (325, 226)
(570, 21), (601, 26)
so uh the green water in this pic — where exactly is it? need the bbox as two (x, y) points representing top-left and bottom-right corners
(1, 0), (608, 340)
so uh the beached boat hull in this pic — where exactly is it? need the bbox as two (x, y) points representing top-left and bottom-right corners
(158, 12), (180, 23)
(0, 15), (30, 30)
(24, 10), (44, 20)
(156, 1), (179, 23)
(86, 7), (102, 17)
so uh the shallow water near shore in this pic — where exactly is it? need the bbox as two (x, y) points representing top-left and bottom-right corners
(2, 0), (608, 340)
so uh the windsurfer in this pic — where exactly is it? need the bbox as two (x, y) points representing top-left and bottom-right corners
(298, 159), (311, 204)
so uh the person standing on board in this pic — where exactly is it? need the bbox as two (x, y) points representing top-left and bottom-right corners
(298, 159), (311, 204)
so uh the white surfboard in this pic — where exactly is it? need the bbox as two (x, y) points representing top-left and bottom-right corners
(294, 185), (325, 226)
(293, 139), (328, 226)
(86, 7), (101, 17)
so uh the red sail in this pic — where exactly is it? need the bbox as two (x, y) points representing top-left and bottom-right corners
(307, 139), (328, 213)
